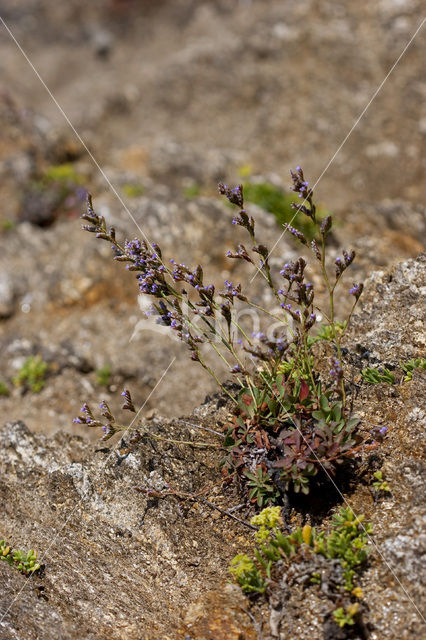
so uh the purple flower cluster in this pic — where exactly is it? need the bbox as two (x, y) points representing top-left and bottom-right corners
(370, 425), (388, 442)
(280, 258), (307, 283)
(243, 331), (289, 361)
(155, 300), (173, 326)
(218, 183), (255, 237)
(282, 223), (308, 245)
(72, 401), (117, 439)
(219, 280), (247, 303)
(335, 249), (355, 278)
(289, 166), (316, 220)
(320, 215), (332, 237)
(121, 388), (136, 413)
(310, 239), (322, 261)
(349, 282), (364, 300)
(226, 243), (254, 263)
(170, 260), (202, 285)
(218, 183), (244, 208)
(230, 364), (244, 374)
(330, 358), (343, 384)
(73, 390), (141, 441)
(279, 302), (315, 328)
(82, 196), (221, 364)
(277, 258), (315, 327)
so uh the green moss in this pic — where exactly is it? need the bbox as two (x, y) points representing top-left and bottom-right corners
(0, 380), (9, 396)
(44, 163), (84, 185)
(1, 219), (15, 232)
(13, 355), (48, 393)
(96, 364), (112, 387)
(122, 183), (144, 197)
(183, 184), (201, 199)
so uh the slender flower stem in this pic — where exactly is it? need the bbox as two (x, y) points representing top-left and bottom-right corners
(196, 352), (239, 406)
(139, 430), (221, 449)
(320, 236), (346, 404)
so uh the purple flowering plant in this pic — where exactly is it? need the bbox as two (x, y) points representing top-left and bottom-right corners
(74, 167), (375, 502)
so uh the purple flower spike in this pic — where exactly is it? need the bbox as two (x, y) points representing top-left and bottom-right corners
(349, 283), (364, 300)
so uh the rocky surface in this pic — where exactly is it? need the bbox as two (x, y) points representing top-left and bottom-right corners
(1, 0), (425, 209)
(0, 1), (425, 638)
(0, 0), (425, 435)
(0, 404), (259, 640)
(1, 254), (425, 639)
(0, 140), (424, 436)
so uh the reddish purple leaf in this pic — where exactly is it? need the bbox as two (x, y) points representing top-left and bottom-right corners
(300, 380), (309, 402)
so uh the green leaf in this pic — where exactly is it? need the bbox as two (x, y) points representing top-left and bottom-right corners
(320, 395), (330, 412)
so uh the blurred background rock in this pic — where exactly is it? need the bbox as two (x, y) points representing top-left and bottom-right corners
(0, 0), (424, 435)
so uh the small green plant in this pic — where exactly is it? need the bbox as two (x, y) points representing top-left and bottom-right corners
(229, 506), (371, 594)
(22, 162), (86, 227)
(361, 367), (395, 385)
(44, 163), (84, 185)
(13, 355), (48, 393)
(96, 364), (112, 387)
(372, 470), (391, 494)
(314, 507), (372, 591)
(1, 218), (15, 232)
(361, 360), (425, 385)
(122, 183), (144, 198)
(333, 603), (359, 628)
(401, 358), (426, 382)
(0, 539), (41, 575)
(244, 467), (280, 507)
(309, 321), (347, 345)
(183, 184), (201, 199)
(78, 167), (370, 501)
(0, 380), (9, 396)
(228, 554), (266, 594)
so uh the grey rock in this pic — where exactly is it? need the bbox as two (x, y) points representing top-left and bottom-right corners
(0, 409), (255, 640)
(0, 271), (15, 318)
